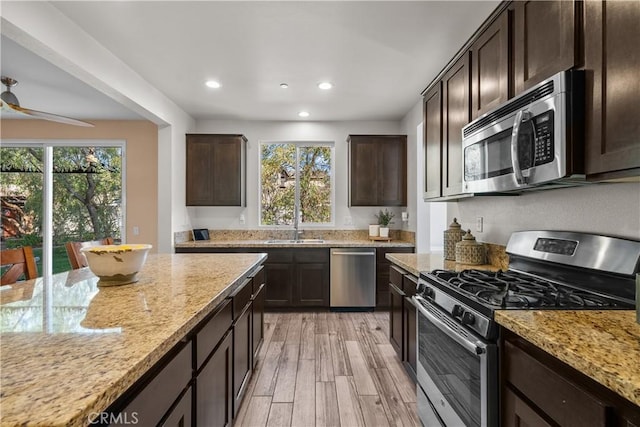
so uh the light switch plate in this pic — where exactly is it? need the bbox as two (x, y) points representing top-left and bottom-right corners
(476, 217), (483, 232)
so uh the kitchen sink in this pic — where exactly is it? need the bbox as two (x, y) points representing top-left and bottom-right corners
(264, 239), (325, 244)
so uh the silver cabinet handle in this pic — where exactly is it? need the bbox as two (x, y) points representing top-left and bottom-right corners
(332, 252), (374, 256)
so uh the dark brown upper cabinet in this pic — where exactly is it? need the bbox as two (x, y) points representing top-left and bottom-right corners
(423, 83), (443, 200)
(584, 0), (640, 180)
(348, 135), (407, 206)
(512, 1), (578, 95)
(441, 53), (470, 197)
(186, 134), (246, 206)
(471, 11), (509, 119)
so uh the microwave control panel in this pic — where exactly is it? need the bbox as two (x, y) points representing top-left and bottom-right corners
(533, 111), (554, 165)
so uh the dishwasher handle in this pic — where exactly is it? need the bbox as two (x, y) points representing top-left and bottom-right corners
(331, 251), (375, 256)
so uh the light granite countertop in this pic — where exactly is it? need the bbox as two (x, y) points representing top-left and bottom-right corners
(385, 252), (502, 276)
(175, 239), (415, 249)
(496, 310), (640, 407)
(0, 253), (266, 427)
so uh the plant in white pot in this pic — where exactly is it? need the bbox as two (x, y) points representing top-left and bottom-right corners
(375, 209), (395, 238)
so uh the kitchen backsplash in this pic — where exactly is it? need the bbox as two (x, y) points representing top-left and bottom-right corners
(175, 229), (416, 244)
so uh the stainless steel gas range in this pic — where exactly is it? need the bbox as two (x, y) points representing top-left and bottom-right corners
(413, 231), (640, 427)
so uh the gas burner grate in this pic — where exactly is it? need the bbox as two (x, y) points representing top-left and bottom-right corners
(430, 269), (619, 309)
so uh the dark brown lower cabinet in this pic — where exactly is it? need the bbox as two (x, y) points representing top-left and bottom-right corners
(233, 304), (252, 416)
(502, 331), (640, 427)
(295, 262), (330, 306)
(402, 273), (418, 381)
(161, 386), (192, 427)
(112, 343), (192, 427)
(197, 331), (233, 427)
(252, 283), (265, 367)
(389, 282), (404, 358)
(377, 247), (415, 308)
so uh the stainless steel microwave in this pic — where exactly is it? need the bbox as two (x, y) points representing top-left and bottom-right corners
(461, 70), (585, 193)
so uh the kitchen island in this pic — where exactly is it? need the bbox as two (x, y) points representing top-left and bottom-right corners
(0, 253), (266, 427)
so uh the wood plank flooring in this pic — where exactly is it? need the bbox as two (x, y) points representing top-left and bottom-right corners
(234, 311), (420, 427)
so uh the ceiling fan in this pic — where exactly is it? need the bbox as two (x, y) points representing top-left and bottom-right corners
(0, 76), (94, 127)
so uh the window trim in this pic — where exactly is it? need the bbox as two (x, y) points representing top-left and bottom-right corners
(258, 140), (335, 228)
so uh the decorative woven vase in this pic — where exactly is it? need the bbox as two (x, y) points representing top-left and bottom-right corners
(455, 230), (486, 265)
(444, 218), (463, 261)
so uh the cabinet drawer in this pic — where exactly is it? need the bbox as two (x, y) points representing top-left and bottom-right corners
(114, 343), (192, 427)
(504, 340), (608, 427)
(250, 266), (265, 295)
(390, 265), (406, 288)
(196, 299), (232, 369)
(232, 278), (253, 320)
(403, 274), (418, 297)
(295, 248), (329, 263)
(265, 249), (293, 263)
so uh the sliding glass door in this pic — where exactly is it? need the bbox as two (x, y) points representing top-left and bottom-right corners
(1, 142), (124, 277)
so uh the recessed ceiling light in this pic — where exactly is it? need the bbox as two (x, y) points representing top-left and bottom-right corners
(318, 82), (333, 90)
(280, 83), (289, 89)
(298, 111), (310, 118)
(205, 80), (221, 89)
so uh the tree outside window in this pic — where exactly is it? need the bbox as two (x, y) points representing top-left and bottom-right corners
(260, 142), (333, 226)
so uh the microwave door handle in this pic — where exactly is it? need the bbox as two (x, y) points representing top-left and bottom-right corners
(511, 110), (531, 185)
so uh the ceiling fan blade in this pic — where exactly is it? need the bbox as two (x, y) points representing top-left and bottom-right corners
(1, 100), (94, 127)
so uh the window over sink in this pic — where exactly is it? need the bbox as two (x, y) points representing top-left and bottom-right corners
(259, 141), (334, 227)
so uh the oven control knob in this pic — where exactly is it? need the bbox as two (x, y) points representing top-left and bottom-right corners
(452, 304), (464, 317)
(424, 287), (435, 299)
(461, 312), (476, 326)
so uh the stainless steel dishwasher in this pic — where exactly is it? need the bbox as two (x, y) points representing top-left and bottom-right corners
(330, 248), (376, 310)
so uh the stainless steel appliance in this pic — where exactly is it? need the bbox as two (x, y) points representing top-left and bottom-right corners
(414, 231), (640, 427)
(330, 248), (376, 309)
(462, 70), (584, 193)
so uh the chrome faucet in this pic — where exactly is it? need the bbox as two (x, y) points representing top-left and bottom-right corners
(292, 205), (302, 241)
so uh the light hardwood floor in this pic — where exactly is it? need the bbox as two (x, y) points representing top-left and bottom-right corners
(234, 311), (420, 427)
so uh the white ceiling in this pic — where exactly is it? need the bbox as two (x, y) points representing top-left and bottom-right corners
(2, 1), (500, 122)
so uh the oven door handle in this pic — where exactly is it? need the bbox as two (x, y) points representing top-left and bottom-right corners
(413, 295), (486, 356)
(510, 109), (532, 186)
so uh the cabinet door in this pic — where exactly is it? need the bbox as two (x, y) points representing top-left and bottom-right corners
(423, 83), (443, 200)
(503, 387), (553, 427)
(349, 137), (379, 206)
(264, 263), (294, 307)
(403, 296), (417, 382)
(233, 303), (252, 416)
(513, 1), (577, 95)
(471, 11), (509, 119)
(186, 134), (246, 206)
(349, 135), (407, 206)
(197, 332), (233, 427)
(161, 386), (192, 427)
(252, 283), (265, 366)
(379, 137), (407, 206)
(584, 0), (640, 179)
(442, 53), (470, 197)
(295, 263), (330, 307)
(389, 282), (405, 359)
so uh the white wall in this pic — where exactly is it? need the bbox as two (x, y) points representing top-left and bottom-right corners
(448, 182), (640, 245)
(191, 119), (404, 230)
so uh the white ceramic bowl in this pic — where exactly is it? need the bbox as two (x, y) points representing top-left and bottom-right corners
(80, 244), (152, 286)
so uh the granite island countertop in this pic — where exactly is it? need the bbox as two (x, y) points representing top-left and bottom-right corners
(496, 310), (640, 407)
(0, 253), (266, 427)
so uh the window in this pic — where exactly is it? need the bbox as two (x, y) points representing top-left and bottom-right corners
(260, 142), (333, 226)
(1, 142), (124, 276)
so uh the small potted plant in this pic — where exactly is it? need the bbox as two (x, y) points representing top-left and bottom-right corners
(375, 209), (395, 238)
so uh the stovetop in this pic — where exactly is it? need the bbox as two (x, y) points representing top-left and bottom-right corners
(427, 269), (633, 310)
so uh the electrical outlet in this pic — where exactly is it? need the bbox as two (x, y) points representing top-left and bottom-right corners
(476, 217), (483, 233)
(239, 214), (246, 225)
(133, 226), (140, 236)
